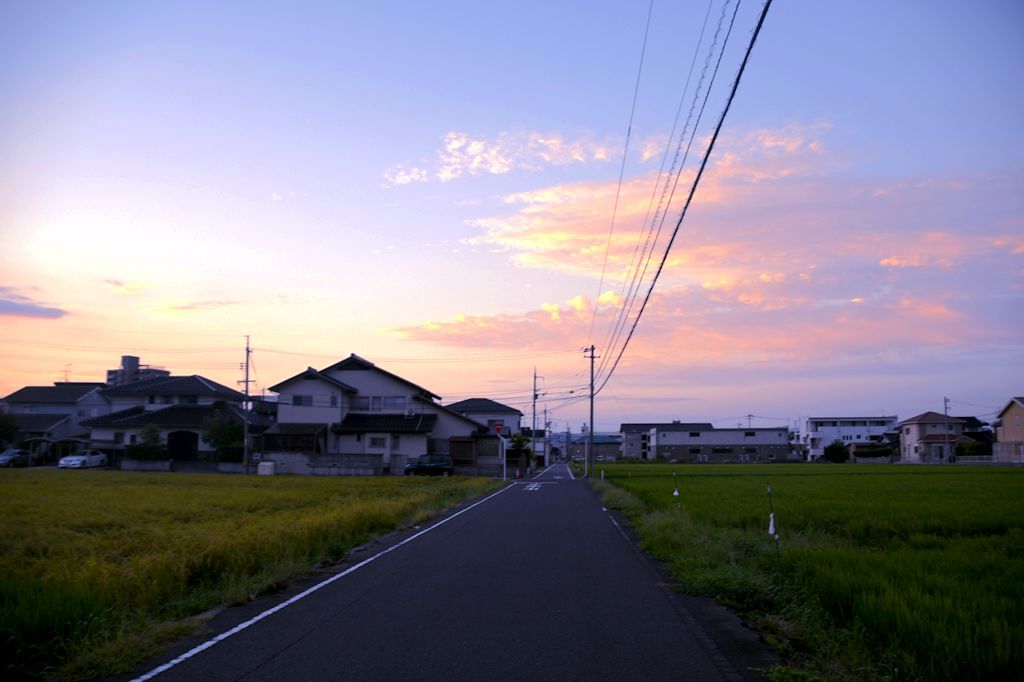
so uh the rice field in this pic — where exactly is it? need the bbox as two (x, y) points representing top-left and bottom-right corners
(595, 463), (1024, 682)
(0, 469), (501, 680)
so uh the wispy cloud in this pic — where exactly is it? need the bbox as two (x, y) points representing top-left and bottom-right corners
(383, 130), (615, 186)
(104, 279), (148, 296)
(0, 287), (67, 319)
(162, 300), (243, 312)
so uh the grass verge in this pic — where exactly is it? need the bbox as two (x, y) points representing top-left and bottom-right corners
(0, 470), (501, 679)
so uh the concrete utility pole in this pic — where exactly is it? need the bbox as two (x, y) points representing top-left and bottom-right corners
(241, 336), (252, 474)
(943, 396), (951, 463)
(531, 367), (538, 469)
(584, 345), (597, 477)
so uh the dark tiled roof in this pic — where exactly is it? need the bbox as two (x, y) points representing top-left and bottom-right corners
(268, 367), (357, 394)
(446, 398), (523, 415)
(264, 423), (326, 436)
(102, 375), (244, 400)
(620, 422), (714, 433)
(899, 411), (965, 426)
(2, 383), (106, 404)
(333, 413), (438, 434)
(83, 404), (240, 429)
(320, 354), (441, 400)
(12, 413), (71, 432)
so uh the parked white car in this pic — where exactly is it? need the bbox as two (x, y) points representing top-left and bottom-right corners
(58, 450), (108, 469)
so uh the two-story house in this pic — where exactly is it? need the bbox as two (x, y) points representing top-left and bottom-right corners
(445, 398), (523, 435)
(82, 375), (245, 460)
(897, 411), (966, 463)
(994, 397), (1024, 463)
(0, 382), (109, 461)
(265, 355), (492, 475)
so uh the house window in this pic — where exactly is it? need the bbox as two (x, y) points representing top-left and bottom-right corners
(744, 447), (757, 454)
(689, 447), (701, 454)
(371, 397), (382, 412)
(292, 395), (313, 407)
(352, 396), (370, 411)
(114, 432), (124, 444)
(130, 434), (138, 445)
(391, 435), (400, 450)
(148, 395), (155, 404)
(712, 447), (733, 454)
(330, 395), (338, 408)
(905, 427), (910, 435)
(744, 431), (755, 437)
(689, 432), (700, 437)
(383, 396), (407, 410)
(369, 436), (386, 448)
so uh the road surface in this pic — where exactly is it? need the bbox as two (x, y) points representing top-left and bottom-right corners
(126, 464), (769, 681)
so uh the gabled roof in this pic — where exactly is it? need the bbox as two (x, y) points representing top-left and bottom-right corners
(446, 398), (523, 416)
(333, 413), (438, 435)
(83, 404), (241, 429)
(268, 367), (358, 394)
(12, 413), (71, 432)
(102, 375), (244, 400)
(413, 395), (492, 431)
(997, 397), (1024, 418)
(620, 422), (713, 433)
(899, 411), (966, 426)
(2, 383), (106, 404)
(320, 354), (441, 400)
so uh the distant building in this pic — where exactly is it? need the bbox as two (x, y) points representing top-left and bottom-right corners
(568, 434), (622, 462)
(801, 416), (898, 461)
(648, 426), (789, 463)
(619, 421), (713, 460)
(106, 355), (170, 385)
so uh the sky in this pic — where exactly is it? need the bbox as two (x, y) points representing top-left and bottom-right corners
(1, 1), (1022, 433)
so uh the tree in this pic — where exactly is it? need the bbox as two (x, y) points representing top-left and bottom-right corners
(822, 439), (849, 463)
(202, 411), (244, 462)
(506, 433), (530, 471)
(0, 412), (20, 448)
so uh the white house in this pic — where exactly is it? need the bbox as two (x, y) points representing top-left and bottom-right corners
(266, 355), (493, 475)
(0, 382), (110, 459)
(83, 375), (245, 460)
(801, 416), (898, 461)
(897, 411), (966, 463)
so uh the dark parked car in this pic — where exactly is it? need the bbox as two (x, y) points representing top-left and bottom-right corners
(0, 448), (32, 467)
(404, 454), (455, 477)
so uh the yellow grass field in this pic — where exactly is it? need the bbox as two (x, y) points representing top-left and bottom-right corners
(0, 469), (501, 679)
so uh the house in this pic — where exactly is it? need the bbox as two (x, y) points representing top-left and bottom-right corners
(0, 382), (110, 461)
(801, 416), (899, 461)
(994, 397), (1024, 463)
(897, 411), (967, 463)
(82, 375), (245, 461)
(264, 355), (494, 476)
(648, 426), (789, 463)
(445, 398), (523, 435)
(619, 422), (713, 459)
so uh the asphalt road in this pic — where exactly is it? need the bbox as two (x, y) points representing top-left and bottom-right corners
(127, 464), (768, 681)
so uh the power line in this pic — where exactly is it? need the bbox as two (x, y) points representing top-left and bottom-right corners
(597, 0), (773, 395)
(588, 0), (655, 342)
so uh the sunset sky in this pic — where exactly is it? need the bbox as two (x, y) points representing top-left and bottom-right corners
(2, 1), (1022, 433)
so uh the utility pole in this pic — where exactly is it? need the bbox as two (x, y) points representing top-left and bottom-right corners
(241, 336), (252, 475)
(584, 345), (597, 477)
(531, 367), (538, 472)
(943, 396), (951, 464)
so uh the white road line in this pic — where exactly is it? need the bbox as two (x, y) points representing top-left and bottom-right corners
(532, 463), (557, 478)
(131, 483), (517, 681)
(565, 462), (575, 480)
